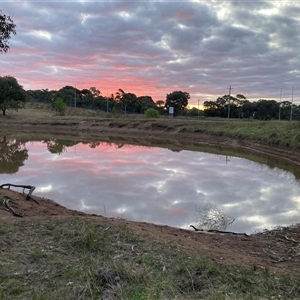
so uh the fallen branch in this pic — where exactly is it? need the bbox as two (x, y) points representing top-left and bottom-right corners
(271, 258), (290, 264)
(190, 225), (249, 237)
(0, 183), (38, 203)
(280, 234), (300, 244)
(3, 198), (24, 217)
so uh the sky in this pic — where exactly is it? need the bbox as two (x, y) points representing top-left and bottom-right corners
(1, 0), (300, 106)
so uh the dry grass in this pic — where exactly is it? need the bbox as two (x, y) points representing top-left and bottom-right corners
(1, 217), (300, 300)
(2, 103), (107, 124)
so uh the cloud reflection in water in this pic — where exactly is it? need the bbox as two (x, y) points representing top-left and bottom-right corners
(0, 141), (299, 234)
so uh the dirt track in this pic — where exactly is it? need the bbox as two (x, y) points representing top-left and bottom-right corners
(1, 121), (300, 275)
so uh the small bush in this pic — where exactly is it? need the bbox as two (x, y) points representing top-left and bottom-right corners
(53, 97), (66, 116)
(145, 108), (160, 118)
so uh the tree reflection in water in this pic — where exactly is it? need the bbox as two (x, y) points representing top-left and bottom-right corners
(43, 139), (77, 155)
(0, 136), (28, 174)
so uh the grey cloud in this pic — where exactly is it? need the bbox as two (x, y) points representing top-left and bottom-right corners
(282, 4), (300, 18)
(1, 1), (300, 103)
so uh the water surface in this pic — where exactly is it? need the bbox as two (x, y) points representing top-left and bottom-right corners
(1, 136), (299, 234)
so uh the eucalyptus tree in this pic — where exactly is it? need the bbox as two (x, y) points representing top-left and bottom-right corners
(89, 87), (101, 97)
(165, 91), (190, 116)
(56, 86), (78, 107)
(216, 94), (244, 118)
(188, 107), (203, 117)
(293, 104), (300, 120)
(0, 10), (16, 53)
(92, 94), (107, 111)
(27, 89), (55, 103)
(204, 95), (233, 117)
(123, 93), (138, 113)
(79, 88), (94, 108)
(239, 99), (256, 119)
(115, 88), (126, 112)
(279, 101), (293, 120)
(0, 76), (27, 115)
(255, 99), (279, 120)
(204, 94), (248, 118)
(115, 89), (139, 113)
(203, 100), (221, 117)
(136, 96), (156, 113)
(156, 100), (165, 107)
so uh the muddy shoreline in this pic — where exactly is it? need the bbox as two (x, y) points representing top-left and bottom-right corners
(2, 121), (300, 166)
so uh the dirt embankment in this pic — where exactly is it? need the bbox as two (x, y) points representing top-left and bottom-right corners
(1, 187), (300, 276)
(2, 119), (300, 166)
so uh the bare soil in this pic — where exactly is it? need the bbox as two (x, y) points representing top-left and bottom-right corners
(1, 121), (300, 276)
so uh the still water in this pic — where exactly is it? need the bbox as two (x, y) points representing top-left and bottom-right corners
(1, 136), (300, 234)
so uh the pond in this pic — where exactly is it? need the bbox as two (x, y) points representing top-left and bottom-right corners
(1, 134), (300, 234)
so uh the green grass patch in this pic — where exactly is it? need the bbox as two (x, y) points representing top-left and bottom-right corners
(0, 217), (300, 299)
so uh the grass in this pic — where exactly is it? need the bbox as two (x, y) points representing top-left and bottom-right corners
(2, 102), (107, 124)
(188, 120), (300, 147)
(1, 103), (300, 148)
(1, 217), (300, 299)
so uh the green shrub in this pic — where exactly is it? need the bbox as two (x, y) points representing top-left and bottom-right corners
(53, 97), (66, 116)
(145, 108), (160, 118)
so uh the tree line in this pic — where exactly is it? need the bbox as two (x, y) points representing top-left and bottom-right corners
(203, 94), (300, 120)
(26, 86), (190, 116)
(1, 75), (300, 120)
(0, 75), (191, 116)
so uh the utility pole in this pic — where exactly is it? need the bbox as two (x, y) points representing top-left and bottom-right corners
(290, 86), (294, 121)
(198, 98), (200, 117)
(279, 88), (282, 121)
(227, 86), (233, 119)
